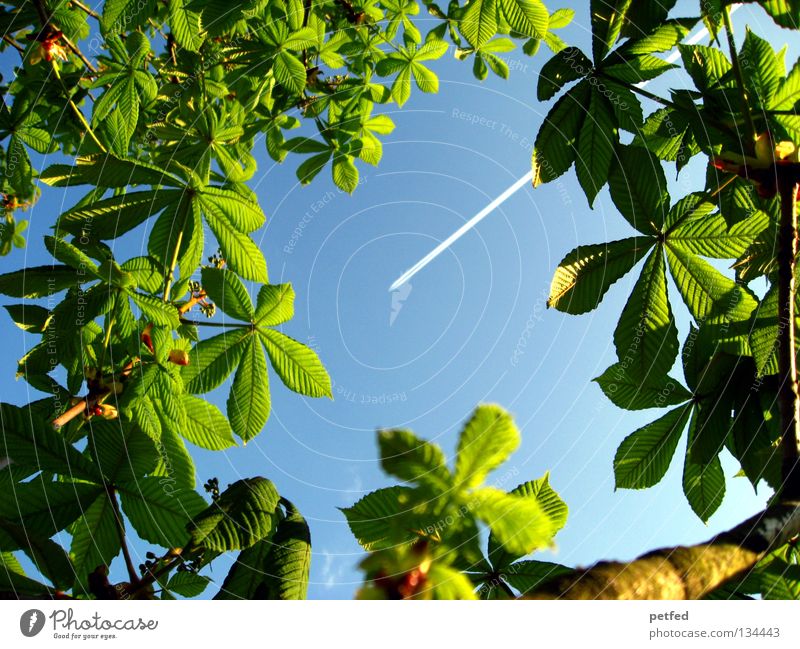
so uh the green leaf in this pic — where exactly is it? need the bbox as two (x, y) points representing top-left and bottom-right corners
(590, 0), (632, 62)
(595, 363), (691, 411)
(683, 453), (725, 523)
(665, 244), (757, 324)
(622, 19), (697, 55)
(153, 411), (196, 490)
(130, 292), (181, 328)
(204, 209), (268, 283)
(200, 267), (254, 322)
(255, 284), (295, 325)
(0, 403), (100, 481)
(614, 404), (692, 489)
(0, 265), (79, 298)
(613, 248), (679, 380)
(503, 560), (572, 595)
(258, 499), (311, 599)
(340, 486), (421, 550)
(40, 154), (176, 189)
(181, 395), (237, 450)
(69, 494), (121, 595)
(537, 47), (590, 101)
(547, 237), (652, 315)
(182, 329), (250, 393)
(168, 0), (203, 52)
(87, 418), (159, 482)
(188, 478), (280, 551)
(460, 0), (498, 47)
(607, 144), (669, 235)
(166, 571), (210, 598)
(332, 153), (359, 194)
(740, 28), (781, 106)
(56, 190), (179, 240)
(668, 208), (769, 259)
(378, 429), (452, 491)
(471, 487), (554, 556)
(0, 519), (74, 591)
(259, 328), (332, 398)
(488, 473), (568, 568)
(228, 335), (271, 443)
(575, 89), (616, 206)
(119, 477), (207, 548)
(273, 51), (307, 95)
(532, 81), (589, 186)
(455, 405), (519, 488)
(499, 0), (548, 39)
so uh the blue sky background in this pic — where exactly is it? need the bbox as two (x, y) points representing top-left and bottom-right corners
(1, 1), (797, 598)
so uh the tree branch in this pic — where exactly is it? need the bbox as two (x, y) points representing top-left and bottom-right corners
(777, 167), (800, 499)
(529, 503), (800, 599)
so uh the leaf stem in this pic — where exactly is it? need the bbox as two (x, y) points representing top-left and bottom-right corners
(163, 230), (184, 301)
(50, 61), (107, 152)
(179, 317), (251, 328)
(71, 0), (100, 19)
(722, 7), (757, 150)
(107, 486), (140, 585)
(777, 166), (800, 500)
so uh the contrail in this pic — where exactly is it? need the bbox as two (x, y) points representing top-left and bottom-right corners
(388, 171), (533, 292)
(387, 5), (741, 292)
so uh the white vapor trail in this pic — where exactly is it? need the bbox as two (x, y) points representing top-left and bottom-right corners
(387, 5), (741, 292)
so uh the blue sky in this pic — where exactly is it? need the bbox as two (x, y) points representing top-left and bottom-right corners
(1, 1), (796, 598)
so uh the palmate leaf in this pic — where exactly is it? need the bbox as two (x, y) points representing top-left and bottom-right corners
(613, 248), (679, 380)
(228, 335), (271, 443)
(455, 405), (519, 488)
(378, 428), (452, 491)
(547, 237), (652, 315)
(119, 477), (207, 548)
(614, 403), (692, 489)
(86, 418), (159, 482)
(188, 478), (280, 552)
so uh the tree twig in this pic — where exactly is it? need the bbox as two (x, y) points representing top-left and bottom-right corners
(777, 166), (800, 499)
(106, 486), (140, 585)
